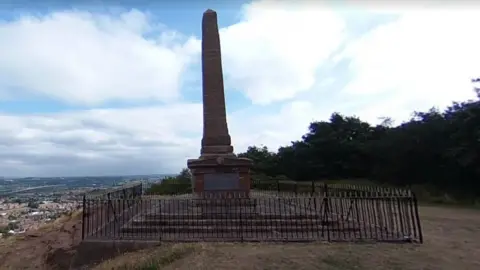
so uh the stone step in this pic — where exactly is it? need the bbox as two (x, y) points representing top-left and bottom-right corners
(121, 225), (360, 234)
(194, 207), (257, 212)
(195, 199), (257, 207)
(130, 219), (336, 227)
(143, 213), (323, 220)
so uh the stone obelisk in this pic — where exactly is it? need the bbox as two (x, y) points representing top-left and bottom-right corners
(200, 9), (234, 157)
(187, 9), (253, 198)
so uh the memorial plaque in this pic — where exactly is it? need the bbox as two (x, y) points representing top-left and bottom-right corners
(204, 173), (240, 191)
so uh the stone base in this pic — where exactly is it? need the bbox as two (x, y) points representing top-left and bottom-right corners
(197, 191), (249, 199)
(187, 155), (253, 196)
(195, 198), (257, 207)
(196, 198), (257, 215)
(200, 145), (235, 156)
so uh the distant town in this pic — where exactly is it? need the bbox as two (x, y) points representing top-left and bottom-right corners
(0, 174), (171, 238)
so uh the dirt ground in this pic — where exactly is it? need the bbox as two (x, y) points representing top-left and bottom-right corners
(0, 206), (479, 270)
(95, 206), (480, 270)
(0, 211), (83, 270)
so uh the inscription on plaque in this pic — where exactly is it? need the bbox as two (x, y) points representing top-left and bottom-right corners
(204, 173), (239, 190)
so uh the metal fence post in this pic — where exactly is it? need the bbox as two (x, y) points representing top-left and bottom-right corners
(412, 192), (423, 243)
(81, 194), (86, 240)
(324, 183), (330, 241)
(107, 193), (111, 226)
(124, 189), (130, 207)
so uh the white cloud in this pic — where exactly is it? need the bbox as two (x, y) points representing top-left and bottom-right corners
(0, 103), (203, 176)
(1, 3), (480, 176)
(339, 7), (480, 123)
(0, 100), (326, 176)
(0, 9), (199, 105)
(229, 101), (325, 151)
(220, 1), (346, 105)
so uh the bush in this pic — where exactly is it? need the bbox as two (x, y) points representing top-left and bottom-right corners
(251, 174), (276, 190)
(0, 226), (9, 234)
(7, 222), (18, 230)
(27, 201), (39, 208)
(251, 173), (295, 191)
(145, 169), (192, 195)
(1, 231), (12, 238)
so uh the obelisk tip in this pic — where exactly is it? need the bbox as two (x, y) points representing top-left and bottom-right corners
(204, 9), (216, 15)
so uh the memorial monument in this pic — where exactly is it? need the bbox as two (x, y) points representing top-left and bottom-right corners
(187, 9), (253, 198)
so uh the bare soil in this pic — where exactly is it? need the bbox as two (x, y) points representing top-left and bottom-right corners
(0, 211), (82, 270)
(1, 206), (479, 270)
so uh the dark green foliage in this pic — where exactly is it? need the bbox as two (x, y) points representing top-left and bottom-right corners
(251, 173), (293, 191)
(238, 146), (279, 176)
(7, 222), (18, 230)
(145, 168), (192, 195)
(27, 200), (39, 208)
(0, 222), (20, 235)
(239, 87), (480, 203)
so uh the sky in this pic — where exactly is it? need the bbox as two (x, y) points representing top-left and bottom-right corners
(0, 0), (479, 177)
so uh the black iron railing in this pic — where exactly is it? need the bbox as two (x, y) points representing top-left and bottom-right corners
(81, 183), (423, 243)
(81, 182), (143, 240)
(251, 180), (415, 197)
(84, 182), (143, 200)
(143, 180), (191, 196)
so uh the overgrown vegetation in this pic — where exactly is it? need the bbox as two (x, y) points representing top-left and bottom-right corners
(145, 168), (192, 195)
(238, 82), (480, 205)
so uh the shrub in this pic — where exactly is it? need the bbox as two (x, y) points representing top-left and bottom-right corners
(27, 200), (39, 208)
(251, 173), (294, 191)
(6, 222), (18, 230)
(145, 169), (192, 195)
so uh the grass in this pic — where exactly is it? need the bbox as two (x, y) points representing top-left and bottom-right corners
(315, 179), (480, 208)
(151, 175), (480, 208)
(91, 205), (480, 270)
(93, 244), (197, 270)
(145, 179), (191, 195)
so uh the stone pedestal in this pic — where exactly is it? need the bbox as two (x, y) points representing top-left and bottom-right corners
(187, 156), (253, 198)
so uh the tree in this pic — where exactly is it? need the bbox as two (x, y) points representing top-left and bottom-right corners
(472, 78), (480, 98)
(238, 146), (279, 176)
(145, 168), (192, 195)
(177, 168), (192, 182)
(6, 222), (18, 231)
(237, 94), (480, 202)
(27, 201), (39, 209)
(378, 117), (394, 127)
